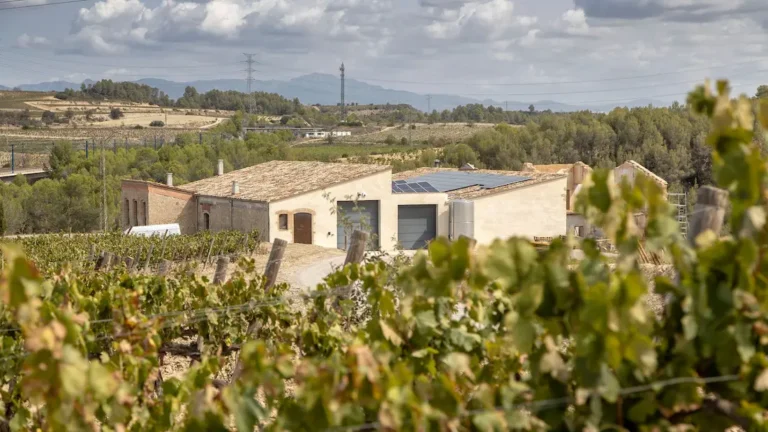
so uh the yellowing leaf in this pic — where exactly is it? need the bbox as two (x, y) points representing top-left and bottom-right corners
(380, 321), (403, 346)
(755, 369), (768, 392)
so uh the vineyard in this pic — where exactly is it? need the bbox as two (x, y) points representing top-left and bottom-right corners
(2, 230), (260, 273)
(0, 80), (767, 430)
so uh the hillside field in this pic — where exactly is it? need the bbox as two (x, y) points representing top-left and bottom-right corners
(333, 122), (499, 145)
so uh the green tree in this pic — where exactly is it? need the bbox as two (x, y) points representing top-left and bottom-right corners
(109, 107), (124, 120)
(443, 143), (479, 167)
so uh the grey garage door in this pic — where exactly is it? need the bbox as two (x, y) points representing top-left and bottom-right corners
(398, 205), (437, 250)
(337, 200), (380, 250)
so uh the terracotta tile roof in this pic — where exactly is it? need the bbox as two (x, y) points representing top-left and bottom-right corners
(393, 167), (566, 200)
(619, 160), (668, 186)
(178, 160), (391, 202)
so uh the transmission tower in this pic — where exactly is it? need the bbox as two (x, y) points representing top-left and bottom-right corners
(339, 62), (346, 119)
(242, 53), (256, 133)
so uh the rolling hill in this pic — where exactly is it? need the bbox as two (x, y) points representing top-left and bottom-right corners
(2, 74), (668, 113)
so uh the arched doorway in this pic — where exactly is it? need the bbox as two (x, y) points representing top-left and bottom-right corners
(294, 213), (312, 244)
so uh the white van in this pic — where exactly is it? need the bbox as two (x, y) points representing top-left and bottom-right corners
(124, 224), (181, 237)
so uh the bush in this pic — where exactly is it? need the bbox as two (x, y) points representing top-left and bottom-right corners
(149, 120), (165, 127)
(109, 108), (124, 120)
(384, 134), (397, 145)
(133, 125), (144, 129)
(400, 137), (408, 145)
(41, 111), (56, 124)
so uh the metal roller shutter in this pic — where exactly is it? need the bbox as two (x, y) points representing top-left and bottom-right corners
(398, 205), (437, 250)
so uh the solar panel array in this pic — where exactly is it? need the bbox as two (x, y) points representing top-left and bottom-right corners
(392, 171), (531, 194)
(392, 181), (439, 193)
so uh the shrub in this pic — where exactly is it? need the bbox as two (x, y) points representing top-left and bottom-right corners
(384, 134), (397, 145)
(149, 120), (165, 127)
(41, 111), (56, 124)
(109, 108), (124, 120)
(400, 137), (408, 145)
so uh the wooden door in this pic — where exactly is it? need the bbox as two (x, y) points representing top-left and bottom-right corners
(294, 213), (312, 244)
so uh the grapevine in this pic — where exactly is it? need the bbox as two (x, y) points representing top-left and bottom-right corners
(0, 80), (767, 431)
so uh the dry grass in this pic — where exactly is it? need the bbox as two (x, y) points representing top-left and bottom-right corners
(335, 122), (499, 145)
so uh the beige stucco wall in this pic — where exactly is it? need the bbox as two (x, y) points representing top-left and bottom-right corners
(269, 170), (396, 249)
(472, 177), (567, 245)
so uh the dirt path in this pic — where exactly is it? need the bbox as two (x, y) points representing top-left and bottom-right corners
(197, 242), (345, 288)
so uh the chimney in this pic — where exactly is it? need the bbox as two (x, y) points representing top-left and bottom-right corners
(166, 173), (173, 187)
(217, 159), (224, 176)
(434, 159), (441, 168)
(232, 181), (239, 195)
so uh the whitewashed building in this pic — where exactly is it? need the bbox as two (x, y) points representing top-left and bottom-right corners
(125, 160), (568, 250)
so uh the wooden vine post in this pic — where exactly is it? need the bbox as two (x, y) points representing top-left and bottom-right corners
(334, 230), (369, 309)
(204, 237), (215, 268)
(264, 238), (287, 290)
(687, 185), (728, 247)
(213, 256), (229, 285)
(143, 244), (154, 271)
(230, 238), (287, 382)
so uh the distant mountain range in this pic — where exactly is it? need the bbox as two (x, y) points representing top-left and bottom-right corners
(1, 74), (669, 113)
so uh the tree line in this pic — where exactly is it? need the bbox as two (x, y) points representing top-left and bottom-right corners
(53, 80), (302, 116)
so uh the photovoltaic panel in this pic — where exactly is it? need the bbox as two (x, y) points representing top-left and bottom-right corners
(401, 171), (530, 192)
(393, 180), (407, 184)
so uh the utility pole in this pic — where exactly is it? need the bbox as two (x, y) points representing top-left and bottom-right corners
(339, 62), (346, 120)
(243, 53), (256, 135)
(427, 95), (432, 113)
(101, 139), (107, 232)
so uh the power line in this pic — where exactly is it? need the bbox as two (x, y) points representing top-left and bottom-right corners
(0, 0), (91, 11)
(340, 62), (346, 119)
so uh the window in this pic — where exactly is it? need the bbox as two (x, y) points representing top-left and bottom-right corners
(124, 199), (130, 226)
(204, 213), (211, 230)
(575, 226), (584, 237)
(279, 214), (288, 230)
(132, 200), (138, 227)
(143, 201), (148, 226)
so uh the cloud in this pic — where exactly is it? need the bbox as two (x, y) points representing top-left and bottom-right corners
(424, 0), (537, 41)
(61, 0), (393, 55)
(561, 8), (589, 35)
(16, 33), (50, 48)
(572, 0), (764, 23)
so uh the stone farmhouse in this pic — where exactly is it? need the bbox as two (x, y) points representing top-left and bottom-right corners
(121, 160), (568, 250)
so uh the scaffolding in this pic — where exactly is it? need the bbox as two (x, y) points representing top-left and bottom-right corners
(668, 192), (688, 239)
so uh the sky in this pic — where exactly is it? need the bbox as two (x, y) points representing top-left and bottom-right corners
(1, 0), (768, 105)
